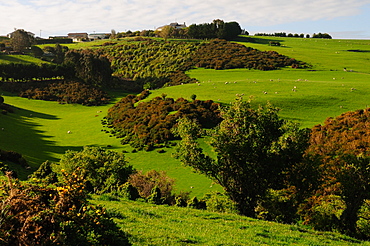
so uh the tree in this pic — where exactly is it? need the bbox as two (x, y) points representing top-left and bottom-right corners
(110, 29), (117, 39)
(173, 97), (309, 217)
(223, 21), (242, 40)
(10, 29), (35, 52)
(30, 45), (43, 58)
(159, 25), (175, 41)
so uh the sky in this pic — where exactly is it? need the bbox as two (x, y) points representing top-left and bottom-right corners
(1, 0), (370, 39)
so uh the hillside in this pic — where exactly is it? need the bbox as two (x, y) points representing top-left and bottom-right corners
(92, 197), (369, 246)
(1, 36), (370, 244)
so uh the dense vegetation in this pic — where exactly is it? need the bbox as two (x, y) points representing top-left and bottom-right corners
(0, 171), (130, 245)
(104, 91), (221, 149)
(1, 34), (370, 244)
(192, 39), (308, 70)
(174, 99), (370, 239)
(1, 80), (110, 106)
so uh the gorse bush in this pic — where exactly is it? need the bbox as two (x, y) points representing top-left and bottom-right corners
(0, 171), (130, 245)
(192, 39), (309, 70)
(105, 93), (221, 148)
(128, 170), (175, 204)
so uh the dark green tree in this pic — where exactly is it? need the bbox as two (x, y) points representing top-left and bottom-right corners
(30, 45), (43, 58)
(10, 29), (35, 52)
(173, 97), (309, 217)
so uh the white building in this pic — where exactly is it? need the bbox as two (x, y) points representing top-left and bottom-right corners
(156, 22), (186, 32)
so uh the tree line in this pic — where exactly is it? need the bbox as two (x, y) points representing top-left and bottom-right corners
(254, 32), (332, 39)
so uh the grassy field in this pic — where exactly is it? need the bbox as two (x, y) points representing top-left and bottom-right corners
(0, 90), (220, 197)
(2, 36), (370, 244)
(91, 196), (369, 246)
(1, 36), (370, 195)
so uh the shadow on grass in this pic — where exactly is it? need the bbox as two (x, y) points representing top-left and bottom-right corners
(0, 105), (81, 180)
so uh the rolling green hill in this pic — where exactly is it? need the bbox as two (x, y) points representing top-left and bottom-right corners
(1, 36), (370, 194)
(2, 36), (370, 244)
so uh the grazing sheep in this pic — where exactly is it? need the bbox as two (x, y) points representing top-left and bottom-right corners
(67, 131), (71, 134)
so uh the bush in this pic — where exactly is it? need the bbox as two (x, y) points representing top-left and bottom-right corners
(0, 172), (130, 245)
(203, 192), (237, 213)
(128, 170), (175, 204)
(55, 146), (135, 194)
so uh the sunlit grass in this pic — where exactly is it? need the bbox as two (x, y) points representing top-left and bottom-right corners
(92, 197), (369, 246)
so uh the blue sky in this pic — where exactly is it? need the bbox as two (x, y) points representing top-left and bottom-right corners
(1, 0), (370, 39)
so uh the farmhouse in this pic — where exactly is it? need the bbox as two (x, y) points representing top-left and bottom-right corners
(88, 33), (110, 40)
(156, 22), (186, 32)
(67, 33), (88, 42)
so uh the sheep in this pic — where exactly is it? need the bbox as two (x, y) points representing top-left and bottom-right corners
(67, 130), (71, 134)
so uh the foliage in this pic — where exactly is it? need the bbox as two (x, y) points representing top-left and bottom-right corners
(192, 39), (308, 70)
(21, 80), (109, 105)
(0, 63), (67, 82)
(312, 33), (332, 39)
(10, 29), (35, 52)
(186, 19), (242, 40)
(105, 92), (220, 148)
(0, 172), (130, 245)
(29, 160), (57, 183)
(302, 108), (370, 238)
(202, 192), (237, 213)
(0, 148), (29, 171)
(98, 40), (199, 89)
(127, 170), (175, 204)
(173, 97), (310, 217)
(118, 182), (140, 201)
(55, 146), (134, 194)
(64, 49), (112, 87)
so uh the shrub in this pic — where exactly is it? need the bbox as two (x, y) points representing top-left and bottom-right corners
(128, 170), (175, 204)
(203, 192), (237, 213)
(0, 172), (130, 245)
(55, 146), (135, 194)
(119, 182), (141, 200)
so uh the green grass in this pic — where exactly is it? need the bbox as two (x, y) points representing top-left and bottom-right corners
(2, 35), (370, 245)
(1, 35), (370, 194)
(91, 197), (369, 246)
(0, 54), (50, 65)
(0, 90), (220, 197)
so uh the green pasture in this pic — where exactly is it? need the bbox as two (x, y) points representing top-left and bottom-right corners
(0, 90), (220, 197)
(146, 68), (370, 128)
(1, 36), (370, 196)
(92, 197), (368, 246)
(146, 36), (370, 128)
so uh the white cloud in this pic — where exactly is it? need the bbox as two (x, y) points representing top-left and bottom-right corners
(0, 0), (369, 37)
